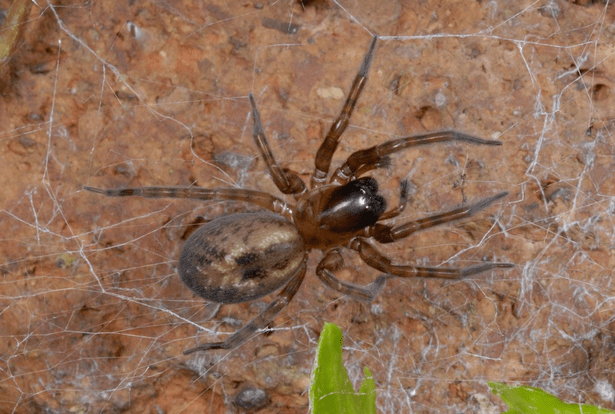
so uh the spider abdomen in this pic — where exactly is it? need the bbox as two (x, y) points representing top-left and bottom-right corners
(178, 212), (306, 304)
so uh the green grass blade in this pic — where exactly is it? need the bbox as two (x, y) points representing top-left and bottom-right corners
(489, 382), (615, 414)
(310, 323), (376, 414)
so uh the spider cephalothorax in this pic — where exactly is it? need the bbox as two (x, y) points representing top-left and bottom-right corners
(85, 35), (513, 354)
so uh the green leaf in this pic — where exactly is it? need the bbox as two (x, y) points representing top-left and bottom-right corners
(489, 382), (615, 414)
(310, 323), (376, 414)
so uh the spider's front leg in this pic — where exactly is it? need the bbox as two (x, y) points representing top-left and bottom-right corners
(183, 263), (307, 354)
(311, 35), (378, 188)
(332, 131), (505, 185)
(249, 94), (306, 196)
(366, 191), (509, 244)
(378, 179), (410, 221)
(351, 192), (514, 279)
(315, 248), (389, 302)
(350, 238), (514, 280)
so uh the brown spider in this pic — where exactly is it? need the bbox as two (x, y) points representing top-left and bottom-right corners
(85, 35), (513, 354)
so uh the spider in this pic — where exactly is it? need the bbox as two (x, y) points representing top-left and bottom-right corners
(85, 35), (513, 354)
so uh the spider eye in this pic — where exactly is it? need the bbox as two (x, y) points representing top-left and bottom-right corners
(319, 177), (387, 232)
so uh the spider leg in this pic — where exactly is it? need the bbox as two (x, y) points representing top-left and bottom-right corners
(332, 130), (504, 185)
(83, 186), (293, 219)
(378, 179), (410, 221)
(366, 191), (508, 244)
(315, 248), (389, 302)
(311, 35), (378, 188)
(249, 94), (306, 196)
(183, 262), (307, 354)
(350, 238), (514, 280)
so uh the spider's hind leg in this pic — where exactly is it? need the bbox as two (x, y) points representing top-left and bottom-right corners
(183, 262), (307, 353)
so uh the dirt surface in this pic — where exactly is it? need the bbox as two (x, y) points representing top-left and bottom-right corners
(1, 0), (615, 413)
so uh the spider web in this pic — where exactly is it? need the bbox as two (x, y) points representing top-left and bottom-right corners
(1, 0), (614, 413)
